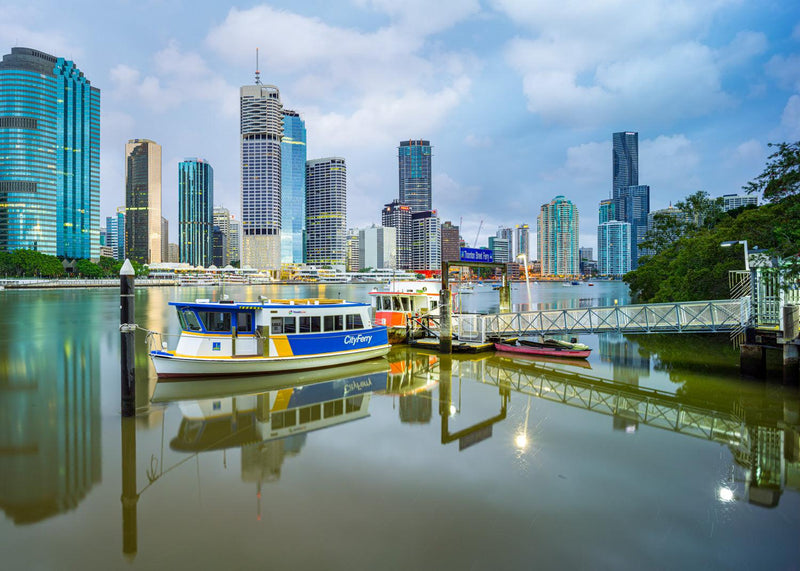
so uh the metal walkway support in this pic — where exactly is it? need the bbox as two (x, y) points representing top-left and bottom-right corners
(449, 298), (751, 342)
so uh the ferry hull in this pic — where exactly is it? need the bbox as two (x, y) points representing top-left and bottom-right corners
(151, 344), (391, 378)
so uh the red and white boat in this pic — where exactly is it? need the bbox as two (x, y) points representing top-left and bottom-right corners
(370, 281), (449, 344)
(494, 338), (591, 359)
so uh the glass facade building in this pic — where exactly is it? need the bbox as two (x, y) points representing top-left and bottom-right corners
(514, 224), (530, 261)
(305, 157), (346, 266)
(615, 184), (650, 269)
(178, 158), (214, 267)
(125, 139), (162, 264)
(598, 221), (631, 277)
(612, 131), (638, 196)
(105, 209), (125, 260)
(0, 48), (100, 258)
(281, 110), (307, 264)
(241, 83), (283, 271)
(537, 195), (579, 277)
(398, 140), (432, 213)
(382, 199), (412, 270)
(411, 210), (441, 271)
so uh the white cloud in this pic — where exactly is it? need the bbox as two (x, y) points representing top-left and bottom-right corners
(547, 141), (608, 187)
(498, 1), (739, 125)
(352, 0), (481, 36)
(780, 95), (800, 139)
(640, 134), (702, 199)
(464, 133), (493, 148)
(733, 139), (763, 162)
(0, 6), (83, 60)
(765, 54), (800, 92)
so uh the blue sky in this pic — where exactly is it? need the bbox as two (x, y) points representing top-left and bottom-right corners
(2, 0), (798, 253)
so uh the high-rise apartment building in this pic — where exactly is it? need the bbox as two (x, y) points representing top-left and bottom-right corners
(281, 109), (307, 264)
(382, 200), (412, 269)
(488, 236), (510, 263)
(346, 229), (360, 272)
(615, 184), (649, 269)
(599, 199), (615, 224)
(241, 82), (283, 270)
(229, 217), (241, 264)
(441, 220), (461, 262)
(722, 193), (758, 211)
(579, 247), (593, 261)
(537, 196), (579, 277)
(305, 157), (346, 266)
(359, 225), (396, 269)
(105, 208), (125, 260)
(398, 140), (432, 213)
(0, 48), (100, 258)
(178, 158), (214, 267)
(213, 206), (233, 266)
(161, 217), (169, 263)
(598, 221), (631, 277)
(612, 131), (638, 196)
(125, 139), (162, 264)
(514, 224), (530, 261)
(411, 210), (440, 271)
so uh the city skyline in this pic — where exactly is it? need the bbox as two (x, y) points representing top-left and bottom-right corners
(1, 1), (798, 253)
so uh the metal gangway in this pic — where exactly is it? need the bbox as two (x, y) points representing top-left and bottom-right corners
(449, 298), (751, 343)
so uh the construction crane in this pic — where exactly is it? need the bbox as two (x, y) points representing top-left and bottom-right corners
(473, 219), (484, 248)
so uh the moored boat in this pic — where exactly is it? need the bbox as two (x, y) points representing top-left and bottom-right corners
(150, 298), (390, 377)
(494, 337), (591, 359)
(370, 281), (446, 344)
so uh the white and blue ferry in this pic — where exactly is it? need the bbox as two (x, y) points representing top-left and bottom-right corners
(150, 297), (390, 378)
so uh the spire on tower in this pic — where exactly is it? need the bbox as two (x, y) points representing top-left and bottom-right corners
(255, 48), (261, 85)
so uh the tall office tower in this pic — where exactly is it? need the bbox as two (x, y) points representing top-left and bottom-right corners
(161, 217), (169, 263)
(228, 216), (241, 264)
(346, 229), (360, 271)
(722, 193), (758, 211)
(381, 199), (412, 269)
(281, 110), (307, 264)
(0, 48), (100, 258)
(599, 199), (615, 224)
(514, 224), (530, 261)
(105, 209), (125, 260)
(241, 81), (283, 271)
(359, 225), (396, 269)
(178, 158), (214, 267)
(488, 236), (510, 263)
(496, 226), (513, 243)
(212, 226), (226, 267)
(615, 184), (649, 269)
(579, 247), (593, 261)
(411, 210), (441, 270)
(213, 206), (232, 266)
(598, 221), (631, 277)
(612, 131), (638, 196)
(537, 196), (579, 277)
(125, 139), (162, 264)
(168, 243), (179, 263)
(440, 220), (461, 262)
(305, 157), (346, 266)
(398, 139), (432, 212)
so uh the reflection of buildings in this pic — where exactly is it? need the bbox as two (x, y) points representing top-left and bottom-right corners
(383, 347), (439, 424)
(598, 333), (650, 432)
(0, 300), (101, 524)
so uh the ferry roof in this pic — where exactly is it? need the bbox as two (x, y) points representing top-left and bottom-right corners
(169, 298), (370, 310)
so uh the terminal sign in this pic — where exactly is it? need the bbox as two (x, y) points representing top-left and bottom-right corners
(460, 247), (493, 263)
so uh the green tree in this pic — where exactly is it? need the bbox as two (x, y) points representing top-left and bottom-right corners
(76, 259), (104, 278)
(744, 140), (800, 202)
(98, 256), (123, 276)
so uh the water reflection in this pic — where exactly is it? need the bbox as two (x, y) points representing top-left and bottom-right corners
(0, 291), (102, 525)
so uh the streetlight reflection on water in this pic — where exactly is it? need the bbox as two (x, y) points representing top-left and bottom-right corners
(516, 253), (532, 311)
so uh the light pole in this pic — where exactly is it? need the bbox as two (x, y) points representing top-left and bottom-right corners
(517, 253), (532, 310)
(721, 240), (749, 271)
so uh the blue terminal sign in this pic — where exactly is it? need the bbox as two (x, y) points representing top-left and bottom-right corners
(460, 247), (494, 263)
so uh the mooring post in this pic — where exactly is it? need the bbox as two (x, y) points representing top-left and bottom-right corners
(499, 268), (511, 313)
(440, 261), (452, 354)
(783, 305), (799, 384)
(121, 416), (138, 559)
(120, 259), (136, 417)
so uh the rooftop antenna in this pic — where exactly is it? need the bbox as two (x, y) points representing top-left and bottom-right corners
(254, 48), (261, 85)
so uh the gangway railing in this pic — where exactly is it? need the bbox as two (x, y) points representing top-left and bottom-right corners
(449, 298), (750, 342)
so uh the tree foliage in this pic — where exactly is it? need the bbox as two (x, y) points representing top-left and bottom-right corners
(743, 140), (800, 202)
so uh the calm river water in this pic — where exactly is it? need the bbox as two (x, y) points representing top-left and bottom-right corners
(1, 281), (798, 570)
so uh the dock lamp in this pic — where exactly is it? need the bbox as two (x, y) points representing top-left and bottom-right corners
(517, 253), (532, 310)
(720, 240), (749, 271)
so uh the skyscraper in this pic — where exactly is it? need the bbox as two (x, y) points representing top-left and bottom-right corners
(178, 158), (214, 267)
(125, 139), (162, 264)
(105, 208), (125, 260)
(612, 131), (638, 196)
(537, 196), (579, 277)
(281, 109), (307, 264)
(359, 225), (396, 269)
(488, 236), (510, 263)
(441, 220), (461, 262)
(616, 184), (650, 269)
(305, 157), (346, 266)
(213, 206), (232, 266)
(0, 47), (100, 258)
(398, 140), (432, 213)
(241, 82), (283, 271)
(598, 221), (631, 277)
(382, 199), (412, 269)
(411, 210), (441, 270)
(228, 216), (241, 264)
(514, 224), (530, 261)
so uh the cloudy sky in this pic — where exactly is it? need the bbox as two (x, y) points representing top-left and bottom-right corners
(3, 0), (798, 252)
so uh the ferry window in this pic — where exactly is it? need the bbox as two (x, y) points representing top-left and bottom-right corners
(236, 312), (253, 333)
(196, 311), (231, 332)
(299, 316), (321, 333)
(180, 310), (202, 331)
(324, 315), (344, 331)
(272, 410), (296, 429)
(272, 316), (296, 334)
(299, 404), (321, 423)
(345, 395), (364, 413)
(401, 298), (410, 312)
(431, 300), (438, 310)
(324, 400), (344, 418)
(346, 314), (364, 330)
(392, 296), (402, 310)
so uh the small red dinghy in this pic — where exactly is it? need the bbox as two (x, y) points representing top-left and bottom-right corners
(494, 338), (591, 359)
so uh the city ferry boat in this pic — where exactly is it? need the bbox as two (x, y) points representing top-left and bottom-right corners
(149, 298), (390, 377)
(370, 281), (448, 344)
